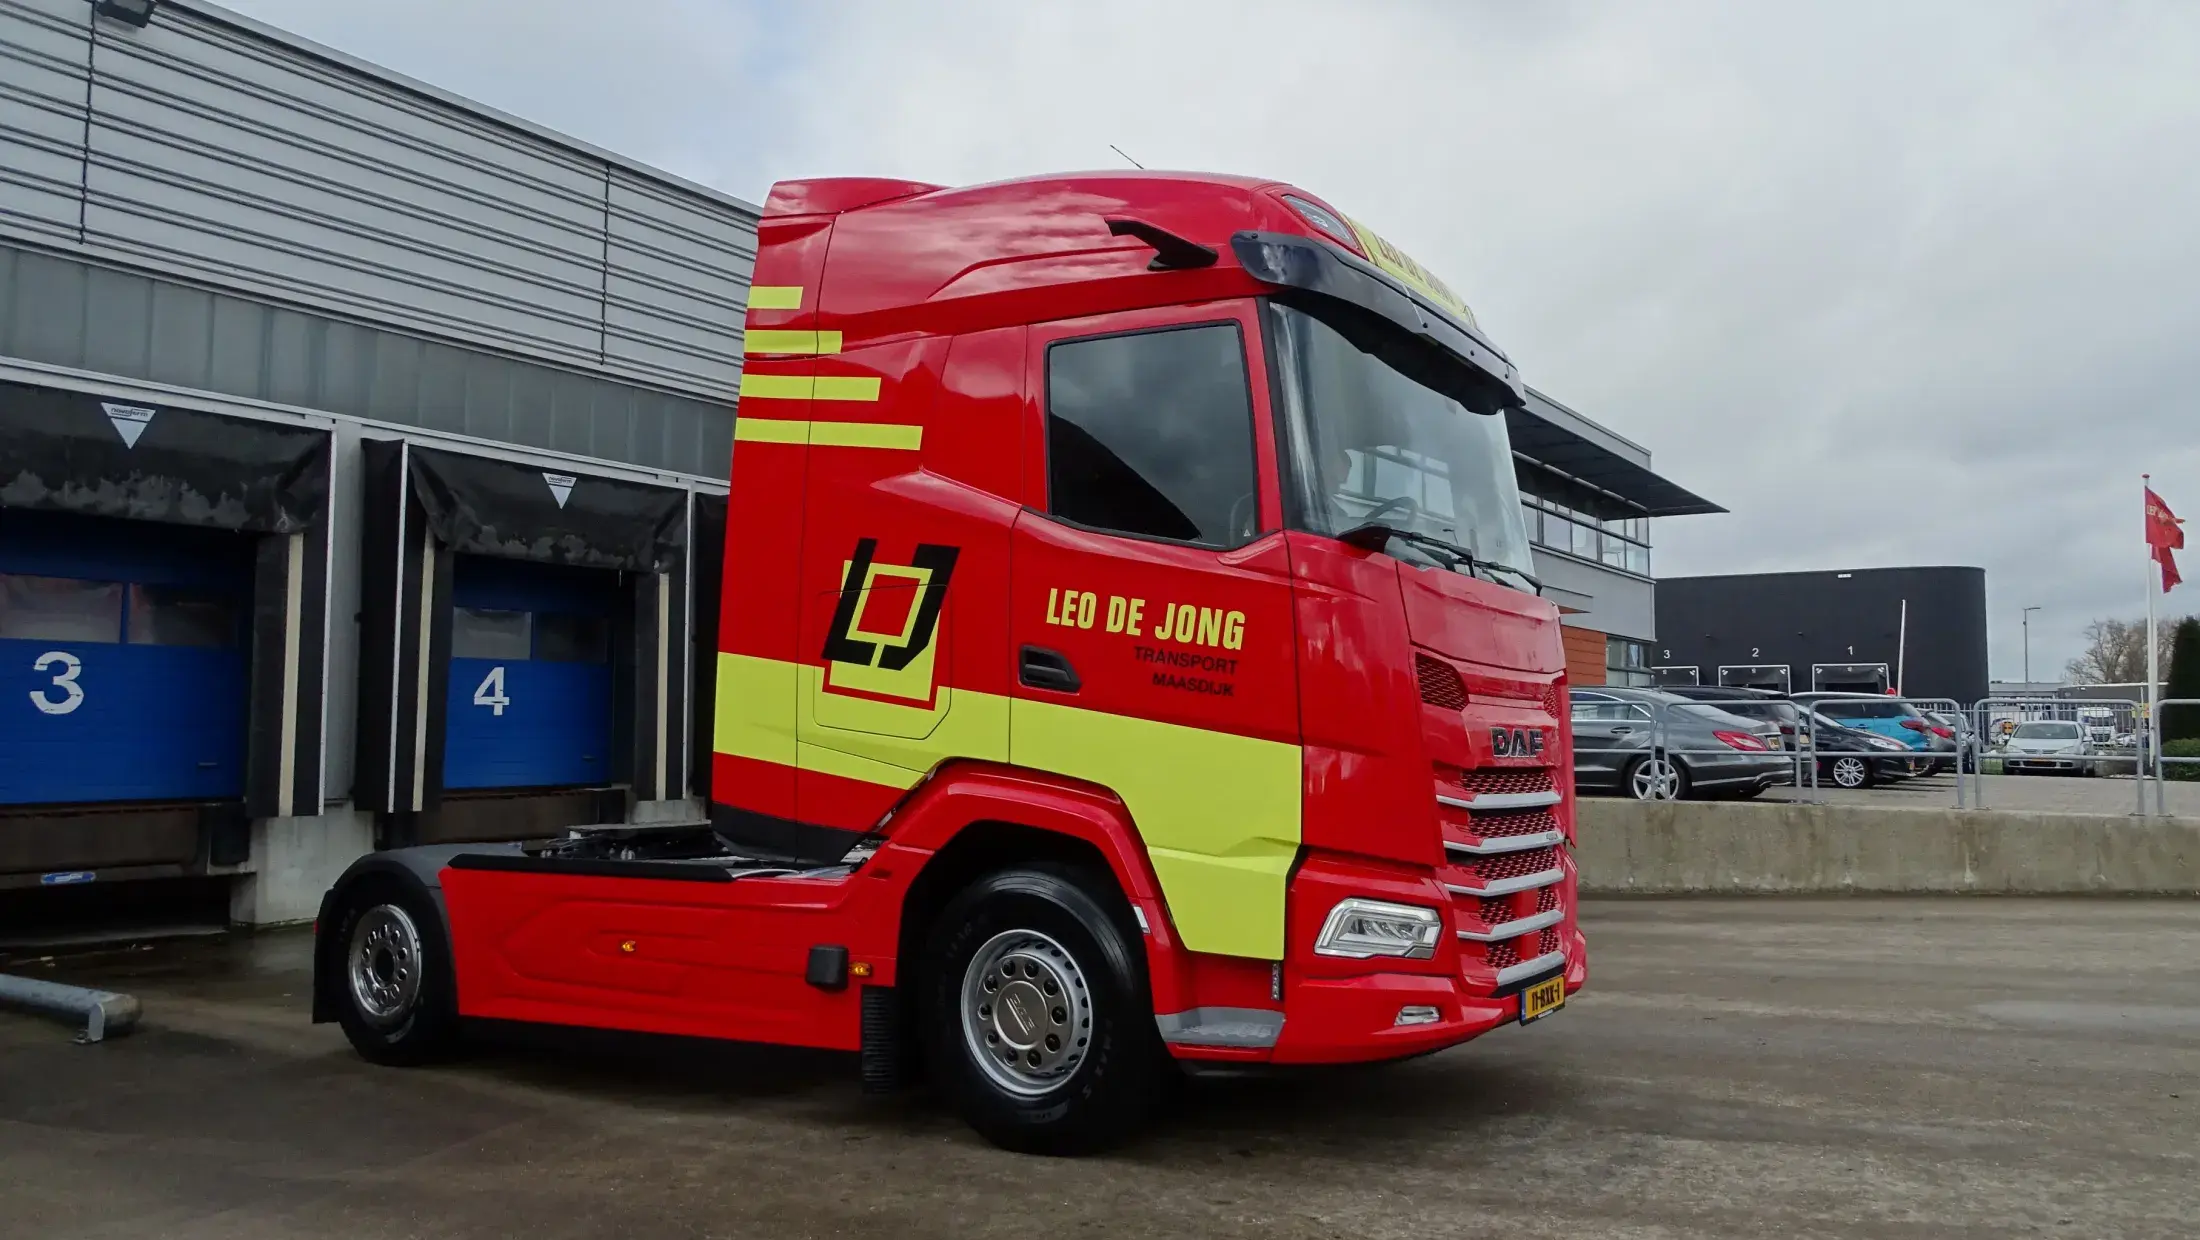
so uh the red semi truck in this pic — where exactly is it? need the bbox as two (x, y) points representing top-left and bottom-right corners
(314, 171), (1582, 1152)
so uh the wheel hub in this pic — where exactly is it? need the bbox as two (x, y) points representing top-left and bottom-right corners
(348, 903), (423, 1026)
(961, 930), (1093, 1097)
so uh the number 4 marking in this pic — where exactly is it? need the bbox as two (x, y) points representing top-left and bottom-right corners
(472, 666), (510, 716)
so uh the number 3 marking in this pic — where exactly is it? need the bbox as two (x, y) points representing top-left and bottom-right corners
(31, 651), (84, 715)
(472, 666), (510, 716)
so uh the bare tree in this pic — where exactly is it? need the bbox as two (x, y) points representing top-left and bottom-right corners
(2065, 617), (2183, 684)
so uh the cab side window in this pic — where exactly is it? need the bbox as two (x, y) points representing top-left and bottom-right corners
(1044, 323), (1258, 547)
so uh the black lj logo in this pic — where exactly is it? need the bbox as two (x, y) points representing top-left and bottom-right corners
(821, 538), (960, 672)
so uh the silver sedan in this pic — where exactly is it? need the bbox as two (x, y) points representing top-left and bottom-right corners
(1570, 687), (1793, 800)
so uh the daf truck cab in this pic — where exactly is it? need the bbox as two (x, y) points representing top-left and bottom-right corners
(314, 171), (1582, 1153)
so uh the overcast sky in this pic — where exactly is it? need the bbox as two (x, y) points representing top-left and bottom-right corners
(220, 0), (2200, 679)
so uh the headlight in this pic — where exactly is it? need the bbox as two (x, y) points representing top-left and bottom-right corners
(1314, 898), (1442, 960)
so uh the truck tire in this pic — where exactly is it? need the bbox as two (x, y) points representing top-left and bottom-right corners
(329, 875), (460, 1066)
(922, 864), (1159, 1155)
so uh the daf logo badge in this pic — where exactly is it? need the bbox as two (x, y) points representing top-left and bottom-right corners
(1491, 726), (1546, 759)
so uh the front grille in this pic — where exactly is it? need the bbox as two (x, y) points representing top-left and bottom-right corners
(1465, 805), (1560, 839)
(1416, 653), (1468, 710)
(1534, 885), (1559, 914)
(1475, 846), (1558, 882)
(1541, 682), (1562, 718)
(1487, 941), (1520, 970)
(1450, 767), (1555, 797)
(1538, 926), (1561, 956)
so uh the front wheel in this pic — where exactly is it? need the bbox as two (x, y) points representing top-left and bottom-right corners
(923, 865), (1160, 1155)
(1824, 755), (1874, 789)
(331, 878), (460, 1066)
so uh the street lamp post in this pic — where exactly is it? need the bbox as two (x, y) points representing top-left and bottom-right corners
(2022, 606), (2042, 684)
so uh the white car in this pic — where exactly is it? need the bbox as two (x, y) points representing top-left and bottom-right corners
(2000, 721), (2097, 776)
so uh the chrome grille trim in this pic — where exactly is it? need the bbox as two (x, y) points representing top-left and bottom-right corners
(1495, 949), (1568, 988)
(1436, 790), (1563, 812)
(1456, 906), (1565, 942)
(1444, 830), (1567, 857)
(1445, 867), (1566, 898)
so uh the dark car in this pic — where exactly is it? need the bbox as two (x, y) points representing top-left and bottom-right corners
(1791, 693), (1959, 774)
(1569, 687), (1790, 800)
(1801, 710), (1920, 788)
(1663, 685), (1805, 752)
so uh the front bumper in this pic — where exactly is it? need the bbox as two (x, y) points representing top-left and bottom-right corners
(1266, 926), (1588, 1063)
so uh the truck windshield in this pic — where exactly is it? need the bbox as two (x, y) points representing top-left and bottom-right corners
(1264, 300), (1537, 591)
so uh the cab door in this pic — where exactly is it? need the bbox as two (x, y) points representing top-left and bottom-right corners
(1006, 302), (1303, 960)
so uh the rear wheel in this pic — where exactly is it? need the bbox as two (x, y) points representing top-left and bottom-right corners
(1826, 755), (1873, 789)
(331, 878), (459, 1066)
(922, 865), (1159, 1154)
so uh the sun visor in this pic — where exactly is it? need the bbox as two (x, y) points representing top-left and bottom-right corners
(0, 381), (328, 532)
(1230, 231), (1527, 413)
(403, 444), (685, 572)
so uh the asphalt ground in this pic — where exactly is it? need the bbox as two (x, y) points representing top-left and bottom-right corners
(3, 898), (2196, 1239)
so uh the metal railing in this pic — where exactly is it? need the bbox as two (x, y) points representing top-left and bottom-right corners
(1563, 691), (2195, 815)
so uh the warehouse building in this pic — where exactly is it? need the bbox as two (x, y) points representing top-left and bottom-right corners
(1509, 387), (1723, 689)
(1654, 566), (1990, 705)
(1, 0), (1721, 932)
(1, 0), (747, 928)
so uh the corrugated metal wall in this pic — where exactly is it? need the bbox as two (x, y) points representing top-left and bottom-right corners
(0, 0), (756, 476)
(0, 242), (736, 475)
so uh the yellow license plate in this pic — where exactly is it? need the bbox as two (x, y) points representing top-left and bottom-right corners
(1519, 974), (1566, 1025)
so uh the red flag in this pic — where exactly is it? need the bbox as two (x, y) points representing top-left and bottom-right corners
(2148, 487), (2183, 592)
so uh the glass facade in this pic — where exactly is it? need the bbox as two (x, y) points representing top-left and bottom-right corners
(1520, 498), (1651, 577)
(1606, 636), (1654, 687)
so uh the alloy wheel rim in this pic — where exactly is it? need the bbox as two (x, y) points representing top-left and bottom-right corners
(1832, 757), (1867, 788)
(1631, 759), (1678, 801)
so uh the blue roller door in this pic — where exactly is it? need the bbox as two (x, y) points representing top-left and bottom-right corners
(0, 511), (251, 805)
(444, 556), (615, 790)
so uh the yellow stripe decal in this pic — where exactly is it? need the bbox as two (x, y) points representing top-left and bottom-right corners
(748, 285), (803, 311)
(744, 329), (843, 356)
(738, 373), (882, 402)
(714, 651), (1302, 960)
(732, 420), (920, 450)
(732, 418), (810, 445)
(810, 421), (920, 450)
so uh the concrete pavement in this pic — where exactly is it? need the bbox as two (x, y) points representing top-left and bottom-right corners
(2, 899), (2196, 1239)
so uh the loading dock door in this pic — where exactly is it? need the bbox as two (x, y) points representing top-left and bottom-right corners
(443, 556), (616, 790)
(1718, 664), (1793, 693)
(0, 511), (251, 804)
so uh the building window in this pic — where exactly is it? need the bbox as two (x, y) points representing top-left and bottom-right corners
(1607, 636), (1653, 687)
(1045, 323), (1258, 547)
(1517, 496), (1652, 577)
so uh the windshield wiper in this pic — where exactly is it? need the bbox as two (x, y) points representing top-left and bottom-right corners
(1339, 521), (1543, 594)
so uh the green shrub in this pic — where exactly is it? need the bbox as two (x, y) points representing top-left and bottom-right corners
(2163, 738), (2200, 781)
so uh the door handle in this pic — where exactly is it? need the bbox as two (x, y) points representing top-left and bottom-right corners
(1611, 726), (1635, 735)
(1018, 645), (1081, 693)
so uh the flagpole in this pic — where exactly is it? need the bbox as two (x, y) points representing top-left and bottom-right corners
(2146, 474), (2160, 812)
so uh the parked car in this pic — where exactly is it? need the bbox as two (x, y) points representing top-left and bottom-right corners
(1801, 710), (1919, 788)
(1664, 685), (1806, 752)
(1791, 692), (1958, 773)
(1569, 687), (1790, 801)
(1999, 720), (2098, 776)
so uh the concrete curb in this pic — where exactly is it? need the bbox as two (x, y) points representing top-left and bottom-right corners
(1575, 799), (2200, 895)
(0, 974), (142, 1043)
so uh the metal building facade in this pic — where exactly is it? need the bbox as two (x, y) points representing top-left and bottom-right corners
(0, 0), (755, 923)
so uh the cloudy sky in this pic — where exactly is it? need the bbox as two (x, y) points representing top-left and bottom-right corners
(221, 0), (2200, 678)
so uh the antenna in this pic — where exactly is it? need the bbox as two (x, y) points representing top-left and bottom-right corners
(1108, 144), (1146, 170)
